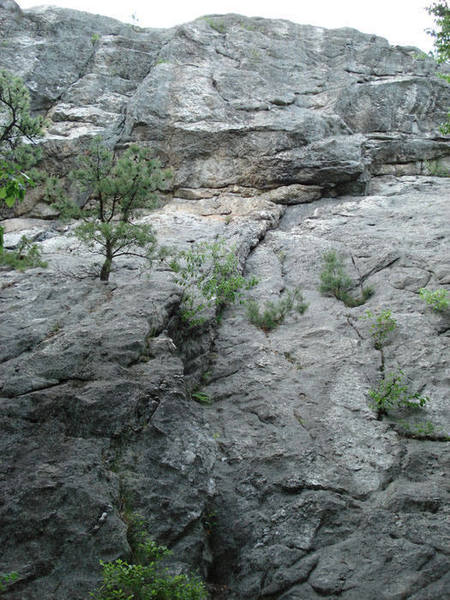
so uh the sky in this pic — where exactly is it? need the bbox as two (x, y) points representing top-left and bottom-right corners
(18, 0), (436, 53)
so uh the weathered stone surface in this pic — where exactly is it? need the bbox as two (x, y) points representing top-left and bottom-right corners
(0, 7), (448, 199)
(0, 176), (449, 600)
(0, 4), (449, 599)
(262, 184), (323, 205)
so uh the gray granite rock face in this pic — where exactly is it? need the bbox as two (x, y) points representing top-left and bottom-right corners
(0, 5), (449, 194)
(1, 176), (449, 599)
(0, 3), (449, 599)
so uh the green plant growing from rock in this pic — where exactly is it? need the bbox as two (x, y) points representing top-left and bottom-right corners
(395, 420), (447, 440)
(204, 17), (226, 33)
(363, 309), (397, 350)
(192, 391), (213, 405)
(170, 239), (257, 326)
(419, 287), (449, 311)
(0, 68), (45, 251)
(424, 159), (449, 177)
(91, 514), (207, 600)
(368, 370), (429, 419)
(0, 571), (18, 593)
(319, 249), (373, 307)
(57, 137), (172, 282)
(0, 235), (47, 271)
(247, 287), (308, 332)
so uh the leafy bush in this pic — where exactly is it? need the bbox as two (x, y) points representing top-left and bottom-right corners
(0, 235), (47, 271)
(247, 287), (308, 332)
(319, 250), (373, 307)
(419, 287), (449, 311)
(0, 572), (18, 592)
(170, 239), (257, 326)
(56, 138), (172, 281)
(363, 309), (397, 349)
(91, 519), (207, 600)
(368, 370), (429, 418)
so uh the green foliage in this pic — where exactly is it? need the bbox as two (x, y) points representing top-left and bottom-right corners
(397, 420), (439, 439)
(124, 513), (170, 566)
(419, 287), (449, 311)
(427, 1), (450, 63)
(0, 572), (18, 593)
(192, 391), (213, 405)
(0, 162), (29, 207)
(368, 370), (429, 417)
(170, 239), (257, 326)
(319, 250), (373, 307)
(319, 250), (352, 296)
(247, 287), (308, 332)
(424, 159), (450, 176)
(0, 235), (47, 271)
(0, 69), (44, 150)
(58, 138), (172, 281)
(91, 518), (207, 600)
(363, 309), (397, 350)
(91, 33), (100, 45)
(204, 17), (226, 33)
(440, 114), (450, 134)
(0, 69), (44, 249)
(239, 20), (259, 32)
(413, 50), (431, 60)
(427, 2), (450, 133)
(43, 174), (74, 212)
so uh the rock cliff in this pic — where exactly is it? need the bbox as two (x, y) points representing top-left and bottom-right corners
(0, 2), (449, 599)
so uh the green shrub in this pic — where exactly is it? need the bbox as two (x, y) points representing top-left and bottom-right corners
(319, 250), (373, 307)
(247, 287), (308, 332)
(91, 519), (207, 600)
(419, 287), (449, 311)
(396, 420), (439, 439)
(368, 370), (429, 418)
(192, 391), (213, 405)
(0, 572), (18, 592)
(0, 235), (47, 271)
(340, 286), (374, 308)
(170, 239), (257, 326)
(424, 159), (449, 176)
(363, 309), (397, 349)
(204, 17), (226, 33)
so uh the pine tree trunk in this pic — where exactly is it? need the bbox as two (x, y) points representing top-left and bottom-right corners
(100, 256), (112, 281)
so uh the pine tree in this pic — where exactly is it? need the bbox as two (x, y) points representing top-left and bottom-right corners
(60, 137), (172, 281)
(0, 69), (44, 248)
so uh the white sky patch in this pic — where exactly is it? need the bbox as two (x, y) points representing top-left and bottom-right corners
(18, 0), (435, 52)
